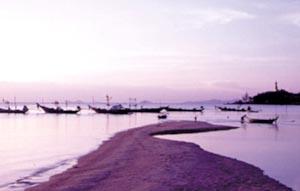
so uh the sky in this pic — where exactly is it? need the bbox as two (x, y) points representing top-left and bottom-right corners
(0, 0), (299, 102)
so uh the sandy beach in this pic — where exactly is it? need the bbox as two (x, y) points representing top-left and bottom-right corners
(27, 121), (291, 191)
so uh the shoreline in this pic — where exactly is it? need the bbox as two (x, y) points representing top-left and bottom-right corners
(27, 121), (291, 191)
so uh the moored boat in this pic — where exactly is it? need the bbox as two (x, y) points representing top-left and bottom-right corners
(241, 115), (279, 124)
(37, 103), (81, 114)
(129, 106), (204, 113)
(129, 106), (169, 113)
(157, 109), (168, 119)
(216, 106), (258, 113)
(0, 106), (29, 114)
(167, 106), (204, 112)
(89, 104), (130, 114)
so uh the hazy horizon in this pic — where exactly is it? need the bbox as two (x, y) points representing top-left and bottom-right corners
(0, 81), (298, 103)
(0, 0), (299, 101)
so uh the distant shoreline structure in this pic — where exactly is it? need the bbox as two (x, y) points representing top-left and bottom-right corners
(2, 82), (300, 105)
(0, 99), (228, 106)
(233, 83), (300, 105)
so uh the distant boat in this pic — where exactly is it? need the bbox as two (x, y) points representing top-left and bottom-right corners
(216, 106), (258, 113)
(157, 109), (168, 119)
(167, 106), (204, 112)
(241, 115), (279, 124)
(89, 104), (130, 114)
(129, 106), (169, 113)
(0, 106), (29, 114)
(129, 106), (204, 113)
(37, 103), (81, 114)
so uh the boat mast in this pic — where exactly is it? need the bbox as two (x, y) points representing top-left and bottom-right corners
(106, 95), (112, 107)
(2, 99), (10, 109)
(14, 96), (16, 109)
(129, 98), (131, 109)
(134, 98), (137, 108)
(129, 98), (137, 109)
(54, 100), (59, 109)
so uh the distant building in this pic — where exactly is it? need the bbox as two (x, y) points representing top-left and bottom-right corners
(241, 92), (251, 103)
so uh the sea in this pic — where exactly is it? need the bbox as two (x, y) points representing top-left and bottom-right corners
(0, 103), (299, 190)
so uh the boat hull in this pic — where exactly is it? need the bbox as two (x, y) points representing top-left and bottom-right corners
(217, 106), (258, 113)
(0, 108), (27, 114)
(158, 115), (167, 119)
(89, 106), (130, 114)
(248, 119), (278, 124)
(37, 104), (80, 114)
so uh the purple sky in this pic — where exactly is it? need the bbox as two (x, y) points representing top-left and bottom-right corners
(0, 0), (299, 102)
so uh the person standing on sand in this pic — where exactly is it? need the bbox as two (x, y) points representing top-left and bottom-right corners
(241, 115), (247, 123)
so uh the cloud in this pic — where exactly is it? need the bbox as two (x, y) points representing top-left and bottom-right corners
(252, 2), (268, 9)
(179, 8), (255, 28)
(282, 13), (300, 27)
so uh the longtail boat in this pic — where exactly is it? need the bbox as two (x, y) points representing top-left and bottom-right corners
(241, 115), (279, 124)
(89, 104), (130, 114)
(129, 106), (169, 113)
(0, 106), (29, 114)
(37, 103), (81, 114)
(167, 106), (204, 112)
(216, 106), (258, 113)
(129, 106), (204, 113)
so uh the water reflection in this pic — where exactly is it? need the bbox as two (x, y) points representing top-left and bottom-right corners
(160, 108), (300, 190)
(0, 104), (299, 190)
(0, 111), (156, 191)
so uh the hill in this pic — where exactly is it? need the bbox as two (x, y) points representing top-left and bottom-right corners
(251, 90), (300, 105)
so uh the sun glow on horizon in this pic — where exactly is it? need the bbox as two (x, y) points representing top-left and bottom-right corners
(0, 0), (299, 101)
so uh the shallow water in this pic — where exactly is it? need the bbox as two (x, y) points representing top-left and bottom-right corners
(0, 104), (158, 190)
(160, 104), (300, 190)
(0, 104), (299, 190)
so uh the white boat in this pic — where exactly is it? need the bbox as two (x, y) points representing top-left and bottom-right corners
(158, 109), (168, 119)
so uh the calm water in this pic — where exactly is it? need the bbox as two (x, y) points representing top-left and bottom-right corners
(160, 104), (300, 190)
(0, 104), (299, 190)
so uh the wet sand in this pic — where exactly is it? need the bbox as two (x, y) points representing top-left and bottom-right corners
(27, 121), (291, 191)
